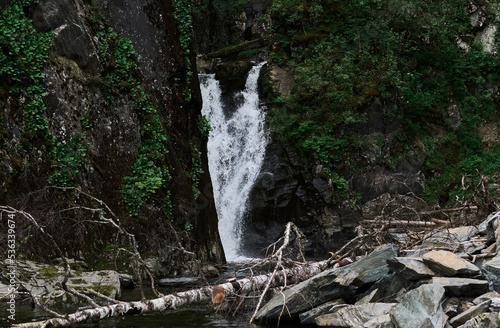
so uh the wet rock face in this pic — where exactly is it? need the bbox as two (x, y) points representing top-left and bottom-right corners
(0, 0), (224, 268)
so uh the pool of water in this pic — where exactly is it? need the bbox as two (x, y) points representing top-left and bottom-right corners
(2, 301), (260, 328)
(1, 264), (308, 328)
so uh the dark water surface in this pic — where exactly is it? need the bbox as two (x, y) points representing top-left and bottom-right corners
(2, 264), (308, 328)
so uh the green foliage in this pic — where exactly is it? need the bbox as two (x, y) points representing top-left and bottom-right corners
(48, 134), (87, 187)
(87, 14), (173, 216)
(0, 0), (53, 137)
(120, 111), (171, 216)
(172, 0), (194, 102)
(269, 0), (500, 204)
(88, 15), (141, 101)
(189, 141), (203, 199)
(198, 114), (211, 138)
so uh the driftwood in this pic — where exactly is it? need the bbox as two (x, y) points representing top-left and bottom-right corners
(13, 257), (335, 327)
(363, 219), (439, 227)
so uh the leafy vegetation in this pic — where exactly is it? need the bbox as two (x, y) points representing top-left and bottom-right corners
(48, 134), (87, 187)
(87, 13), (173, 216)
(172, 0), (194, 101)
(268, 0), (500, 205)
(0, 0), (53, 141)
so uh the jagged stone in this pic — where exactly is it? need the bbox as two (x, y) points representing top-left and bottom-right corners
(254, 244), (398, 321)
(478, 211), (500, 243)
(356, 289), (379, 305)
(422, 250), (482, 277)
(472, 291), (500, 305)
(422, 226), (479, 251)
(387, 257), (435, 280)
(482, 254), (500, 293)
(449, 300), (491, 327)
(315, 303), (396, 327)
(430, 277), (489, 296)
(118, 273), (135, 289)
(358, 273), (415, 304)
(443, 297), (462, 317)
(458, 312), (500, 328)
(390, 283), (448, 328)
(299, 300), (347, 325)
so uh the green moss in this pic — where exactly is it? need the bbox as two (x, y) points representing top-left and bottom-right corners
(90, 285), (116, 297)
(39, 265), (60, 278)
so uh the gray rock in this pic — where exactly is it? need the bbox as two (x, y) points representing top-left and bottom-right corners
(423, 226), (479, 250)
(456, 312), (500, 328)
(119, 273), (135, 289)
(443, 297), (462, 317)
(67, 270), (121, 299)
(390, 283), (448, 328)
(490, 298), (500, 310)
(430, 277), (489, 296)
(482, 254), (500, 292)
(358, 273), (415, 304)
(201, 265), (219, 278)
(478, 211), (500, 243)
(472, 291), (500, 305)
(387, 257), (435, 280)
(422, 250), (482, 277)
(449, 300), (491, 327)
(254, 244), (398, 321)
(315, 303), (396, 327)
(299, 299), (347, 324)
(358, 314), (395, 328)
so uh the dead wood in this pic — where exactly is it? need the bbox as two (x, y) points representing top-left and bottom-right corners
(12, 256), (335, 327)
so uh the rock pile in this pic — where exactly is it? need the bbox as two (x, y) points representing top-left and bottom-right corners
(0, 259), (122, 306)
(255, 211), (500, 327)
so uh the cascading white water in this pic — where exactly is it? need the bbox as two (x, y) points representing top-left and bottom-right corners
(200, 62), (268, 262)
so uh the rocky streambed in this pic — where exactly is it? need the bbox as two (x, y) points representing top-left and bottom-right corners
(254, 211), (500, 327)
(3, 211), (500, 328)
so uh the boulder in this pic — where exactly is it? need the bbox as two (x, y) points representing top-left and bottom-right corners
(387, 257), (435, 280)
(390, 283), (448, 328)
(478, 211), (500, 244)
(254, 244), (398, 321)
(299, 299), (347, 324)
(458, 312), (500, 328)
(472, 291), (500, 305)
(422, 250), (482, 278)
(442, 297), (462, 317)
(15, 260), (121, 305)
(482, 254), (500, 292)
(449, 300), (491, 327)
(315, 303), (396, 327)
(430, 277), (489, 297)
(422, 226), (479, 251)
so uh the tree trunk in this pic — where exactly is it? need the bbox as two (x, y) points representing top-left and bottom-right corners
(13, 259), (334, 327)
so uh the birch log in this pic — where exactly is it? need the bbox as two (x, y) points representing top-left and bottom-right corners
(13, 259), (334, 327)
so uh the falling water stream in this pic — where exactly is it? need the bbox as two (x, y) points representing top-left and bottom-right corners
(200, 62), (268, 262)
(6, 63), (272, 328)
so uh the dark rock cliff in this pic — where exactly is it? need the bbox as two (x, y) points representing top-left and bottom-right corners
(194, 0), (500, 260)
(0, 0), (224, 273)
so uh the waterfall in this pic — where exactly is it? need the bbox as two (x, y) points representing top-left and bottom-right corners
(200, 62), (268, 262)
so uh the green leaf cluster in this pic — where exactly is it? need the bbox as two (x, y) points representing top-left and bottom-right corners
(88, 14), (173, 217)
(269, 0), (500, 204)
(48, 134), (87, 187)
(172, 0), (194, 101)
(0, 0), (53, 137)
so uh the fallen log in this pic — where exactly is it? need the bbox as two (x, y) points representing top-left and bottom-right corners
(362, 219), (439, 227)
(13, 258), (335, 327)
